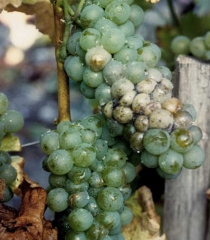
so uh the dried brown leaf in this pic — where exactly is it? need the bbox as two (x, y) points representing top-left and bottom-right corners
(122, 186), (167, 240)
(5, 1), (54, 40)
(0, 204), (18, 221)
(0, 179), (6, 202)
(0, 178), (57, 240)
(0, 204), (17, 230)
(206, 188), (210, 200)
(43, 220), (58, 240)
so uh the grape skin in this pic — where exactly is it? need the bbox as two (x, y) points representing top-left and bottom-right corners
(0, 93), (9, 115)
(47, 188), (69, 212)
(0, 110), (24, 133)
(158, 148), (183, 174)
(68, 208), (94, 231)
(47, 149), (73, 175)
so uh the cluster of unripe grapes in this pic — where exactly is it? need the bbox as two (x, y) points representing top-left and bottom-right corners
(41, 115), (136, 239)
(0, 92), (24, 203)
(63, 0), (205, 177)
(171, 31), (210, 60)
(42, 0), (205, 238)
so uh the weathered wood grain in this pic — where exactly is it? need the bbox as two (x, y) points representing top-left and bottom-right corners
(164, 55), (210, 240)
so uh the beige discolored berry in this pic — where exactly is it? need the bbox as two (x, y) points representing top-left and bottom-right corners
(151, 85), (172, 103)
(134, 115), (149, 132)
(160, 78), (173, 91)
(132, 93), (150, 113)
(113, 106), (134, 124)
(103, 101), (113, 118)
(136, 79), (157, 94)
(162, 97), (183, 113)
(147, 68), (162, 82)
(111, 78), (134, 99)
(85, 46), (112, 72)
(143, 101), (161, 115)
(130, 132), (144, 152)
(173, 110), (193, 129)
(149, 108), (174, 129)
(118, 90), (136, 107)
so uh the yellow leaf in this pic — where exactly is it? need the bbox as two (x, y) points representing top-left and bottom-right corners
(122, 186), (167, 240)
(23, 0), (50, 4)
(0, 134), (22, 152)
(5, 0), (54, 40)
(10, 156), (25, 196)
(0, 0), (22, 10)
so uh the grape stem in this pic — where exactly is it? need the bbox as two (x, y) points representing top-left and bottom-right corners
(166, 0), (182, 32)
(53, 0), (71, 123)
(22, 141), (40, 148)
(67, 0), (83, 26)
(71, 0), (85, 21)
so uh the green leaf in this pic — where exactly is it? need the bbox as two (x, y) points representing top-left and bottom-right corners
(156, 25), (179, 70)
(0, 134), (22, 152)
(179, 12), (210, 39)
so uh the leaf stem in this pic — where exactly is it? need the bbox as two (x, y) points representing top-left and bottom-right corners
(53, 0), (71, 123)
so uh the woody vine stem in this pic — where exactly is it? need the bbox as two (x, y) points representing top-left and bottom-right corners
(53, 0), (86, 124)
(53, 0), (71, 123)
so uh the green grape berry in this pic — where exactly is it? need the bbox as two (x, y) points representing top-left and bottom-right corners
(47, 149), (73, 175)
(170, 128), (194, 153)
(48, 173), (67, 188)
(96, 211), (121, 230)
(40, 130), (59, 155)
(140, 150), (158, 168)
(156, 167), (182, 180)
(0, 165), (17, 184)
(67, 165), (91, 184)
(0, 151), (11, 172)
(85, 221), (109, 239)
(0, 93), (9, 115)
(102, 167), (125, 187)
(67, 208), (94, 231)
(65, 230), (86, 240)
(158, 148), (183, 174)
(0, 186), (13, 203)
(183, 145), (205, 169)
(47, 188), (69, 212)
(171, 36), (190, 55)
(97, 187), (124, 211)
(0, 110), (24, 133)
(143, 129), (170, 155)
(71, 143), (96, 167)
(69, 191), (90, 209)
(120, 206), (133, 226)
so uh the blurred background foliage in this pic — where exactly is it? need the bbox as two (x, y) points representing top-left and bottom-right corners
(0, 0), (209, 219)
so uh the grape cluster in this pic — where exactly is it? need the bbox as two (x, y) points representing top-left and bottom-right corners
(63, 0), (205, 180)
(41, 115), (136, 239)
(171, 31), (210, 60)
(0, 92), (24, 202)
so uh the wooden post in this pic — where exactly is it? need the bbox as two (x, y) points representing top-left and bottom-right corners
(163, 55), (210, 240)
